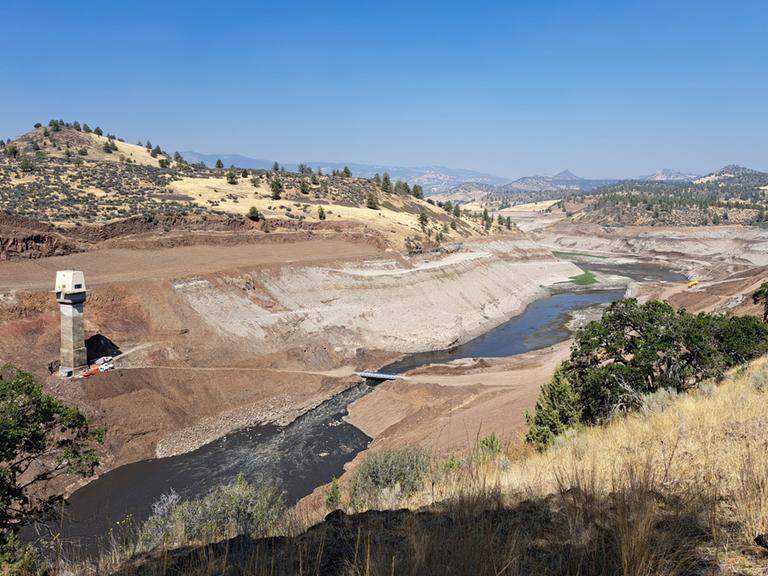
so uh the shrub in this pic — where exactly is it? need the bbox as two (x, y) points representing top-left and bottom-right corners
(318, 206), (326, 220)
(525, 367), (580, 450)
(640, 387), (679, 414)
(366, 192), (379, 210)
(139, 474), (285, 550)
(247, 206), (262, 221)
(325, 478), (341, 510)
(349, 448), (429, 510)
(478, 432), (503, 460)
(226, 170), (238, 184)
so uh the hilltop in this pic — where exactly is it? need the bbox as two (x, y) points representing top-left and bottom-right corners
(550, 164), (768, 226)
(0, 120), (512, 260)
(181, 151), (509, 195)
(639, 168), (700, 181)
(432, 170), (619, 212)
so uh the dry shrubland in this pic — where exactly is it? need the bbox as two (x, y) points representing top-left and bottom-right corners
(68, 357), (768, 575)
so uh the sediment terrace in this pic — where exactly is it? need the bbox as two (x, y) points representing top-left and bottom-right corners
(0, 236), (579, 481)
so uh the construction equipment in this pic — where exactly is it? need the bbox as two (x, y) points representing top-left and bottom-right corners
(687, 280), (699, 288)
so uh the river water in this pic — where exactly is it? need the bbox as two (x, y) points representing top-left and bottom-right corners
(54, 261), (686, 550)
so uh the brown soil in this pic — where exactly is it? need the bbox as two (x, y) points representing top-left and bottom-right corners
(346, 342), (570, 456)
(0, 238), (380, 291)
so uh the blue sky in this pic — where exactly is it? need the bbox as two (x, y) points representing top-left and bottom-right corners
(1, 0), (766, 179)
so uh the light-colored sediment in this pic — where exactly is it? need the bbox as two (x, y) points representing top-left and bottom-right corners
(174, 240), (581, 354)
(1, 236), (578, 477)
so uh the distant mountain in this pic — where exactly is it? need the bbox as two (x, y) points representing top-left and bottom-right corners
(180, 151), (509, 194)
(552, 169), (581, 181)
(432, 170), (619, 207)
(431, 182), (498, 204)
(639, 169), (700, 182)
(499, 170), (617, 194)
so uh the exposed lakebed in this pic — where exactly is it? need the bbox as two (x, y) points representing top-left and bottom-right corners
(55, 260), (686, 549)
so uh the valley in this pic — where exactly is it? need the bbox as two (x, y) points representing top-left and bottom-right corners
(3, 124), (768, 574)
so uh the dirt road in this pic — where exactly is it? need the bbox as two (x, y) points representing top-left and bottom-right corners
(0, 239), (382, 290)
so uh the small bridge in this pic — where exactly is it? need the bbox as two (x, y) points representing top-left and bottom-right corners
(357, 371), (401, 381)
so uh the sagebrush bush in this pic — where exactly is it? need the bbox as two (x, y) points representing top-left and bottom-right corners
(138, 474), (285, 550)
(350, 448), (429, 510)
(640, 387), (679, 414)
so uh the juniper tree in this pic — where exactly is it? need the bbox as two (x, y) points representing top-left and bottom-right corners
(753, 281), (768, 321)
(0, 369), (103, 549)
(270, 178), (283, 200)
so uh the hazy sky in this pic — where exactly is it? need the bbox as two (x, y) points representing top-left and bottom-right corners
(2, 0), (766, 179)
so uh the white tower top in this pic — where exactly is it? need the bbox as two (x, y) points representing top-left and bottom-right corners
(55, 270), (86, 295)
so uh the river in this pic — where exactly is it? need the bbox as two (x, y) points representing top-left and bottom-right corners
(52, 260), (686, 550)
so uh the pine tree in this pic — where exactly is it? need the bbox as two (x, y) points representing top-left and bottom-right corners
(381, 172), (391, 193)
(215, 159), (224, 169)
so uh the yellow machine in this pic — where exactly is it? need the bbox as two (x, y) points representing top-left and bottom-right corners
(687, 280), (699, 288)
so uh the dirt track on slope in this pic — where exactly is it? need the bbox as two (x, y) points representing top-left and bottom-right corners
(0, 238), (382, 290)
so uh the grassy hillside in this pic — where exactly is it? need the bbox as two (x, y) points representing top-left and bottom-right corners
(0, 121), (502, 251)
(70, 355), (768, 575)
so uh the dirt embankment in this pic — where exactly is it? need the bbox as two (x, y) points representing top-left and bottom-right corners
(347, 342), (571, 454)
(0, 235), (575, 481)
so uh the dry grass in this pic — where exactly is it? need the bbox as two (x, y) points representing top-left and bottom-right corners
(54, 358), (768, 575)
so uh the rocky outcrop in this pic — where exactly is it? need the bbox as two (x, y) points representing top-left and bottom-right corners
(0, 231), (80, 260)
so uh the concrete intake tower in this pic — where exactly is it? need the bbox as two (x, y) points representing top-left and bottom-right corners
(55, 270), (87, 377)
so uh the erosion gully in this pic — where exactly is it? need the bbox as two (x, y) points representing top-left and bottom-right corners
(49, 261), (685, 550)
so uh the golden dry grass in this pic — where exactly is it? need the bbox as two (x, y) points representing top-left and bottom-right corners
(170, 175), (487, 247)
(61, 359), (768, 575)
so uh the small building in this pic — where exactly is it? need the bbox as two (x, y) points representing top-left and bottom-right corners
(55, 270), (86, 297)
